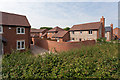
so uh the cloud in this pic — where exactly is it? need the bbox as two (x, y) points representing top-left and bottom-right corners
(0, 2), (118, 28)
(0, 0), (119, 2)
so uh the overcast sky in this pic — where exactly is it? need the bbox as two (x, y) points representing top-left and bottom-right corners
(0, 0), (119, 29)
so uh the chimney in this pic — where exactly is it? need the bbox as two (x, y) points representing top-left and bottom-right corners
(111, 23), (113, 29)
(110, 23), (113, 40)
(100, 16), (105, 38)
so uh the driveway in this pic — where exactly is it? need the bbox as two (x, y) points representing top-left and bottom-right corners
(31, 45), (49, 56)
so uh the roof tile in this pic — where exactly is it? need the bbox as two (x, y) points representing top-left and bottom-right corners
(0, 11), (30, 27)
(70, 22), (102, 31)
(52, 31), (68, 38)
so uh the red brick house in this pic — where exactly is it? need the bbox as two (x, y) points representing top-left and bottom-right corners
(0, 11), (31, 54)
(113, 27), (120, 39)
(30, 29), (48, 38)
(47, 26), (65, 39)
(69, 16), (105, 41)
(52, 31), (70, 42)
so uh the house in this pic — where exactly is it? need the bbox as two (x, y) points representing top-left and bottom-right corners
(113, 27), (120, 39)
(30, 29), (48, 38)
(0, 11), (31, 54)
(105, 24), (113, 41)
(47, 26), (65, 39)
(52, 31), (70, 42)
(69, 16), (105, 41)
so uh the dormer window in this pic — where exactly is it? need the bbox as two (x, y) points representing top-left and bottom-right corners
(17, 27), (25, 34)
(0, 26), (3, 34)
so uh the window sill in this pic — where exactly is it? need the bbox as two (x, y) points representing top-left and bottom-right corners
(17, 48), (25, 50)
(17, 33), (25, 34)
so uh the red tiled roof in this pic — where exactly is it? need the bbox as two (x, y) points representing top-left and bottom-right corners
(41, 33), (47, 37)
(70, 22), (102, 31)
(52, 31), (68, 38)
(31, 29), (47, 33)
(0, 11), (30, 27)
(48, 26), (65, 32)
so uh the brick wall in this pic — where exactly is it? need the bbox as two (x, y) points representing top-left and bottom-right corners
(3, 26), (30, 54)
(113, 28), (120, 39)
(34, 38), (95, 52)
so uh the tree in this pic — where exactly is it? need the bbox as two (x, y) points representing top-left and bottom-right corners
(64, 27), (70, 31)
(31, 28), (37, 29)
(40, 27), (53, 30)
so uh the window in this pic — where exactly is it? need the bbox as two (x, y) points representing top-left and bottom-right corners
(80, 31), (82, 34)
(72, 38), (74, 40)
(79, 38), (81, 41)
(72, 31), (74, 34)
(0, 26), (3, 33)
(57, 38), (59, 42)
(17, 27), (25, 34)
(89, 30), (92, 34)
(21, 28), (25, 33)
(17, 40), (25, 50)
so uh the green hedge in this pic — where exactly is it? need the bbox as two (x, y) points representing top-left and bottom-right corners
(2, 43), (119, 79)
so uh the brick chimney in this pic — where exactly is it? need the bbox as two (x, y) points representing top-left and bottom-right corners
(111, 24), (113, 29)
(100, 16), (105, 38)
(110, 23), (113, 40)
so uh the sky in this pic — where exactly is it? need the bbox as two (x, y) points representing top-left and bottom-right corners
(0, 0), (119, 29)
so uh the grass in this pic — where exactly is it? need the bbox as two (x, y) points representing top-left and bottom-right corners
(2, 43), (119, 79)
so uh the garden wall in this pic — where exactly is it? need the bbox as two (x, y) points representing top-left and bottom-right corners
(33, 38), (95, 52)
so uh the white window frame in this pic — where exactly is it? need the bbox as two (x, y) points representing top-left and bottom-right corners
(89, 30), (92, 35)
(17, 27), (25, 34)
(0, 26), (3, 34)
(17, 40), (25, 50)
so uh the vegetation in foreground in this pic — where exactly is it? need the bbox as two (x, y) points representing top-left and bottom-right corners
(2, 43), (119, 79)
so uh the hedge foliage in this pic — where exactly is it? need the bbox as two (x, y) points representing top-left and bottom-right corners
(2, 43), (119, 79)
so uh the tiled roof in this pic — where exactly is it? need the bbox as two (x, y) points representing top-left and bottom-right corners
(0, 11), (30, 27)
(70, 22), (102, 31)
(52, 31), (68, 38)
(31, 29), (47, 33)
(41, 33), (47, 37)
(105, 26), (111, 32)
(48, 26), (65, 32)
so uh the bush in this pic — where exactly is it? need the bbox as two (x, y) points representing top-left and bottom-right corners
(2, 43), (119, 79)
(97, 38), (107, 43)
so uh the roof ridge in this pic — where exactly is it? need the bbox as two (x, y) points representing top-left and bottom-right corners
(74, 21), (101, 26)
(0, 11), (26, 17)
